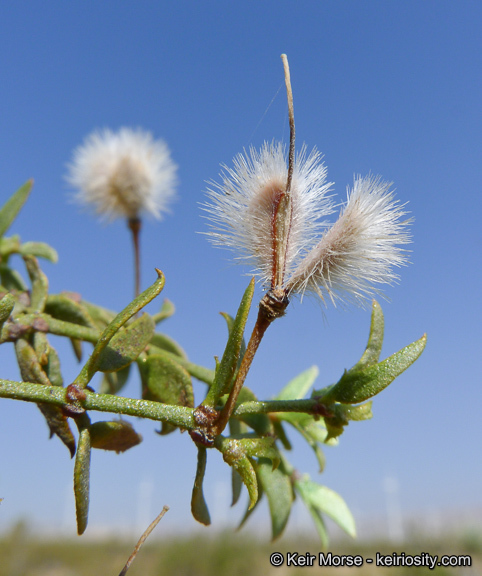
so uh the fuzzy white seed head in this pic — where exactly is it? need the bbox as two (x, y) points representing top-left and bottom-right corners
(204, 141), (333, 287)
(287, 176), (412, 306)
(67, 128), (178, 220)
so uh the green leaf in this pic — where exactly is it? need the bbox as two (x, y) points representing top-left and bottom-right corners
(81, 300), (116, 330)
(73, 270), (164, 387)
(236, 386), (273, 436)
(45, 294), (96, 328)
(90, 420), (142, 453)
(0, 180), (33, 238)
(256, 458), (293, 540)
(275, 366), (319, 400)
(275, 412), (330, 468)
(219, 436), (280, 470)
(229, 418), (247, 506)
(303, 500), (329, 549)
(95, 313), (154, 373)
(0, 265), (27, 291)
(295, 478), (356, 538)
(33, 331), (49, 366)
(0, 292), (15, 330)
(150, 332), (187, 358)
(146, 347), (215, 386)
(238, 484), (263, 530)
(191, 447), (211, 525)
(203, 278), (254, 407)
(24, 255), (48, 313)
(220, 311), (247, 371)
(272, 419), (292, 450)
(152, 298), (175, 324)
(19, 241), (58, 263)
(328, 334), (427, 404)
(99, 364), (131, 394)
(70, 338), (83, 362)
(231, 469), (243, 507)
(74, 425), (91, 535)
(351, 300), (384, 371)
(140, 351), (194, 434)
(15, 338), (75, 456)
(45, 345), (63, 388)
(216, 437), (258, 509)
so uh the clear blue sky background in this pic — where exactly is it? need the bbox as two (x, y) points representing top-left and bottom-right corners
(0, 1), (480, 539)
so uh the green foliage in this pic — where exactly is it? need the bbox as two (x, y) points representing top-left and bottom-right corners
(0, 183), (426, 544)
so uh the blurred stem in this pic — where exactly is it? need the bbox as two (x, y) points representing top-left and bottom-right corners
(128, 217), (142, 298)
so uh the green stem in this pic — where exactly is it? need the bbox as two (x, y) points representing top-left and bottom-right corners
(0, 379), (195, 428)
(4, 313), (100, 343)
(0, 379), (329, 426)
(233, 398), (328, 417)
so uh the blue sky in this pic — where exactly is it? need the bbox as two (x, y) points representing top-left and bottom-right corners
(0, 1), (481, 539)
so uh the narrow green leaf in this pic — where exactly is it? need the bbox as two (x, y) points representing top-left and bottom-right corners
(140, 351), (194, 434)
(45, 294), (96, 328)
(229, 418), (247, 506)
(216, 437), (258, 509)
(237, 484), (263, 530)
(276, 413), (329, 469)
(352, 300), (384, 370)
(275, 366), (319, 400)
(74, 270), (164, 387)
(19, 241), (58, 263)
(256, 458), (293, 540)
(304, 501), (329, 549)
(24, 255), (48, 313)
(0, 292), (15, 330)
(272, 420), (292, 451)
(150, 332), (187, 358)
(0, 265), (27, 291)
(99, 364), (131, 394)
(231, 469), (243, 507)
(15, 338), (75, 456)
(203, 278), (254, 407)
(81, 300), (116, 330)
(330, 334), (427, 404)
(146, 346), (215, 386)
(0, 235), (21, 258)
(295, 478), (356, 538)
(70, 338), (83, 362)
(191, 447), (211, 525)
(74, 425), (91, 535)
(0, 180), (33, 238)
(152, 298), (175, 324)
(343, 401), (373, 421)
(236, 386), (273, 436)
(95, 313), (154, 373)
(220, 311), (247, 370)
(45, 345), (63, 388)
(90, 420), (142, 453)
(33, 331), (49, 366)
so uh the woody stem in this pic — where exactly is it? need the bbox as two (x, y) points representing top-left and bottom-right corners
(213, 290), (289, 436)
